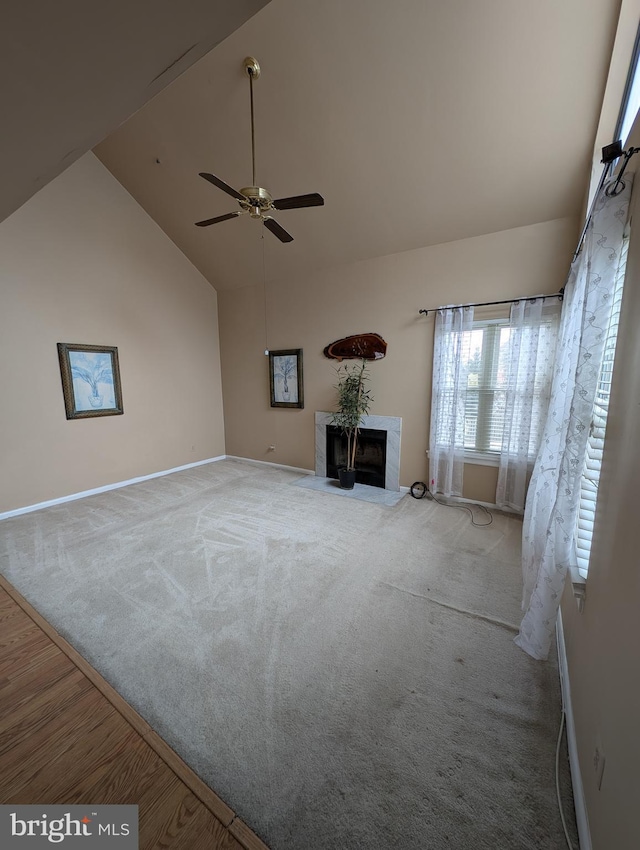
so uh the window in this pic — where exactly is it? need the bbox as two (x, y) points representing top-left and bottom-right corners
(464, 320), (509, 455)
(460, 317), (557, 461)
(616, 23), (640, 146)
(430, 302), (560, 503)
(575, 233), (629, 577)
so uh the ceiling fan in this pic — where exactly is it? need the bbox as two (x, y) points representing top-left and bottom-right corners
(195, 57), (324, 243)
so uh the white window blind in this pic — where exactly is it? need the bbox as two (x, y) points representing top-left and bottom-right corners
(575, 234), (629, 577)
(464, 322), (507, 453)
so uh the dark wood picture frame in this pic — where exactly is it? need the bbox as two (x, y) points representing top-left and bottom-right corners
(57, 343), (124, 420)
(269, 349), (304, 409)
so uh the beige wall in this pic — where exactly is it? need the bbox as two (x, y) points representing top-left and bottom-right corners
(0, 153), (225, 512)
(218, 216), (577, 500)
(559, 159), (640, 849)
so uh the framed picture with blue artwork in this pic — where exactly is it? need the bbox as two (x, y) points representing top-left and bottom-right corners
(268, 349), (304, 409)
(57, 343), (124, 419)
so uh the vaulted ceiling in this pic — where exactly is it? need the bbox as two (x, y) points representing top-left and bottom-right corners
(95, 0), (622, 292)
(4, 1), (621, 291)
(1, 0), (269, 223)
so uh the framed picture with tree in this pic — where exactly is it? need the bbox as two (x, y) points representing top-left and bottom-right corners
(268, 349), (303, 409)
(57, 342), (124, 419)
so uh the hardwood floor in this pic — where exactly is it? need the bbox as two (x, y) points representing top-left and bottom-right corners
(0, 576), (269, 850)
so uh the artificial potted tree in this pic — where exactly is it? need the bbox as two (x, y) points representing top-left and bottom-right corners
(331, 359), (373, 489)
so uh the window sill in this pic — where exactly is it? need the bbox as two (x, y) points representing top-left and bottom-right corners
(463, 451), (500, 467)
(569, 564), (586, 613)
(463, 451), (537, 470)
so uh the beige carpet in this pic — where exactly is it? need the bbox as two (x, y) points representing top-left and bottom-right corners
(0, 459), (577, 849)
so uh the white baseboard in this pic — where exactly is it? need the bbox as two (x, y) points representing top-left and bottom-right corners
(556, 608), (592, 850)
(0, 456), (226, 521)
(1, 456), (410, 521)
(225, 455), (315, 476)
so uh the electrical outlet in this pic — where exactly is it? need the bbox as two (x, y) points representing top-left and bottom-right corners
(593, 744), (606, 790)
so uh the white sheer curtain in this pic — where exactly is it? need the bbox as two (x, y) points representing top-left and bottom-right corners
(429, 306), (474, 496)
(496, 299), (560, 512)
(515, 175), (633, 660)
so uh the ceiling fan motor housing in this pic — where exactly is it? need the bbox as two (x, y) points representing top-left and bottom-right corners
(239, 186), (273, 218)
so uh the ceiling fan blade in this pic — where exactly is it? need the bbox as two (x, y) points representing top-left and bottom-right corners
(272, 192), (325, 210)
(264, 217), (294, 243)
(195, 212), (241, 227)
(199, 173), (246, 202)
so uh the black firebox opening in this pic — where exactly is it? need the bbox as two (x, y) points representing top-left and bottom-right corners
(326, 425), (386, 489)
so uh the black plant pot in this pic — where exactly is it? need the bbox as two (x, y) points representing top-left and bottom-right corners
(338, 468), (356, 490)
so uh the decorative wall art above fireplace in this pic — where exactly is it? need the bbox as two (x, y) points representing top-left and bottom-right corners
(323, 333), (387, 361)
(268, 349), (304, 408)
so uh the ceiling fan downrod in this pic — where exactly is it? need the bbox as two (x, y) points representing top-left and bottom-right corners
(243, 56), (260, 190)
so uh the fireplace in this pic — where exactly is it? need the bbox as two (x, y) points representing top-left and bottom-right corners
(315, 412), (402, 491)
(326, 425), (387, 488)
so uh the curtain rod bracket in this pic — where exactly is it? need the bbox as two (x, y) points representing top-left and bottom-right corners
(605, 146), (640, 197)
(573, 142), (639, 261)
(601, 140), (624, 164)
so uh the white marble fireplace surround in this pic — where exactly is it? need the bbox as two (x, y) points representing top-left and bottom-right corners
(315, 412), (402, 492)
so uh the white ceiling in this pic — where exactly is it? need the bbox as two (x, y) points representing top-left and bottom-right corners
(95, 0), (621, 292)
(0, 0), (270, 223)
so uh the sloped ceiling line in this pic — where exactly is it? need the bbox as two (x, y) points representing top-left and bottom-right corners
(0, 0), (271, 224)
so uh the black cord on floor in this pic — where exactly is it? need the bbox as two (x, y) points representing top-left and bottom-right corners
(409, 481), (493, 527)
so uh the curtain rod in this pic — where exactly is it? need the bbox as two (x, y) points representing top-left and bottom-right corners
(418, 290), (564, 317)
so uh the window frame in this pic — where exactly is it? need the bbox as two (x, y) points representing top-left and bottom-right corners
(461, 314), (557, 466)
(615, 21), (640, 146)
(462, 318), (507, 463)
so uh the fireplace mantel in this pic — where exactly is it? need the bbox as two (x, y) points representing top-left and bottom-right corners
(315, 412), (402, 491)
